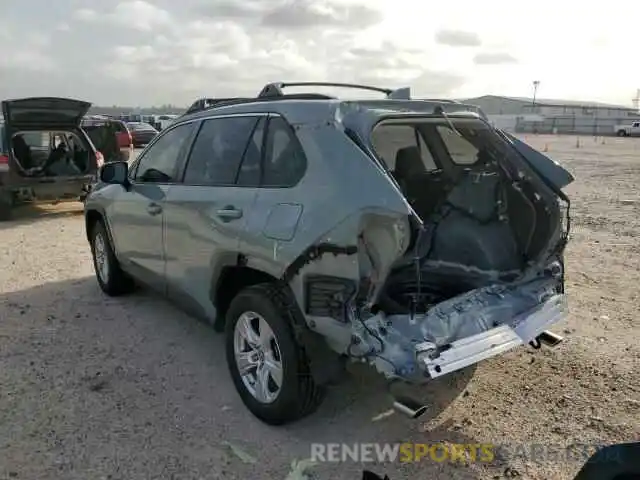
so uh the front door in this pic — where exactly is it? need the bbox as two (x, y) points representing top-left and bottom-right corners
(109, 122), (196, 292)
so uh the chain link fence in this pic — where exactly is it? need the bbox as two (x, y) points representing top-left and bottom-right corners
(516, 115), (640, 135)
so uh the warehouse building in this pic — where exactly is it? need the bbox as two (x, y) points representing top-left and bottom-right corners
(462, 95), (640, 135)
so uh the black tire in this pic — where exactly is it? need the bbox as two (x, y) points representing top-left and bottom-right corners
(0, 190), (13, 221)
(90, 220), (135, 296)
(225, 283), (325, 425)
(617, 130), (627, 137)
(0, 202), (12, 221)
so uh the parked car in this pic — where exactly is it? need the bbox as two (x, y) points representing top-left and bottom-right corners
(84, 82), (573, 426)
(156, 114), (178, 130)
(82, 116), (133, 162)
(126, 122), (158, 147)
(0, 97), (106, 220)
(614, 121), (640, 136)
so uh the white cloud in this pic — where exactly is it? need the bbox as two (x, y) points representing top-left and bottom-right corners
(112, 1), (171, 31)
(73, 8), (97, 22)
(1, 0), (639, 107)
(74, 1), (171, 32)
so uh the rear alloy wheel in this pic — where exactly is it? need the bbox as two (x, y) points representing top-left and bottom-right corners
(90, 221), (135, 296)
(234, 311), (284, 404)
(225, 284), (325, 425)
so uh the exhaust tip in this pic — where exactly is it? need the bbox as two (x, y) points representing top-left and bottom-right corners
(537, 330), (564, 347)
(392, 396), (428, 419)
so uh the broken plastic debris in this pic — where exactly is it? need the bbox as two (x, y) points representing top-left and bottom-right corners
(222, 441), (257, 464)
(284, 458), (317, 480)
(371, 409), (395, 422)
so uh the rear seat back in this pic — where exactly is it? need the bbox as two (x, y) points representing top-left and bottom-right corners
(393, 146), (450, 220)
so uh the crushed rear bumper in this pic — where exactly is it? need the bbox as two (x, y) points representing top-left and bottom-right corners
(417, 293), (567, 378)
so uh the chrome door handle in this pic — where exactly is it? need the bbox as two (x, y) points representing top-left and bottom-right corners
(216, 206), (243, 221)
(147, 203), (162, 216)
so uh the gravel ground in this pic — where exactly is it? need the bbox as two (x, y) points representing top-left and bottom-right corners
(0, 136), (638, 480)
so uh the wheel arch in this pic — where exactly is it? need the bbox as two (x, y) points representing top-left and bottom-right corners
(211, 258), (280, 332)
(213, 255), (346, 386)
(85, 206), (117, 253)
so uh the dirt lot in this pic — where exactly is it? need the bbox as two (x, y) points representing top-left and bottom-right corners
(0, 135), (638, 480)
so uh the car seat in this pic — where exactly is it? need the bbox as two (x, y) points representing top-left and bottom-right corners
(393, 146), (448, 219)
(12, 135), (34, 170)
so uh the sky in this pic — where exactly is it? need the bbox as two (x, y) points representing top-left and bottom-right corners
(1, 0), (639, 107)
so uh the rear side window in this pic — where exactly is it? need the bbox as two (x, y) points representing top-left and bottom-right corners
(261, 117), (307, 187)
(371, 124), (437, 172)
(183, 116), (259, 186)
(436, 125), (479, 165)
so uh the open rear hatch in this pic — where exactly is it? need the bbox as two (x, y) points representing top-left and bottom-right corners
(2, 97), (91, 129)
(1, 98), (99, 197)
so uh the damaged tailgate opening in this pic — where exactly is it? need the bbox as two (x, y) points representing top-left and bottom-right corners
(311, 114), (571, 382)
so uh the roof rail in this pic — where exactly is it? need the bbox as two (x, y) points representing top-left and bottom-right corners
(184, 97), (250, 115)
(419, 98), (460, 104)
(258, 82), (411, 100)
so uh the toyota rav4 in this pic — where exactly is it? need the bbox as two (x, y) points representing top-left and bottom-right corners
(84, 82), (574, 425)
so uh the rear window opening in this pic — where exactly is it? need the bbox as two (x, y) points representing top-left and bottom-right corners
(10, 129), (94, 177)
(369, 117), (563, 314)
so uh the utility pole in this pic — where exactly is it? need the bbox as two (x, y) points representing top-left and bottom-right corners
(532, 80), (540, 105)
(632, 89), (640, 112)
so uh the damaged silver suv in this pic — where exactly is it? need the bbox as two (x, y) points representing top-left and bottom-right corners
(84, 82), (573, 425)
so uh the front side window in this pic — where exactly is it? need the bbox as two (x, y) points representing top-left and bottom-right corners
(183, 116), (259, 186)
(133, 123), (193, 183)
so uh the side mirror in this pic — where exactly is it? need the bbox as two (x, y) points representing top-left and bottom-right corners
(99, 161), (129, 186)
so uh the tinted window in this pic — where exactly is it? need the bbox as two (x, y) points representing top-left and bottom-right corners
(133, 123), (193, 183)
(437, 125), (479, 165)
(183, 116), (259, 186)
(262, 117), (307, 187)
(21, 132), (49, 149)
(370, 124), (437, 171)
(236, 117), (265, 187)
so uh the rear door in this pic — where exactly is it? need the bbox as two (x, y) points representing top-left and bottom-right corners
(163, 114), (263, 321)
(109, 122), (197, 291)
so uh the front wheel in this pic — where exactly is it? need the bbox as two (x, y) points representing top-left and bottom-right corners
(617, 130), (627, 137)
(90, 221), (135, 296)
(225, 283), (325, 425)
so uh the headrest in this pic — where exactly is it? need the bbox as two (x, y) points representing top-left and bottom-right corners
(394, 146), (426, 178)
